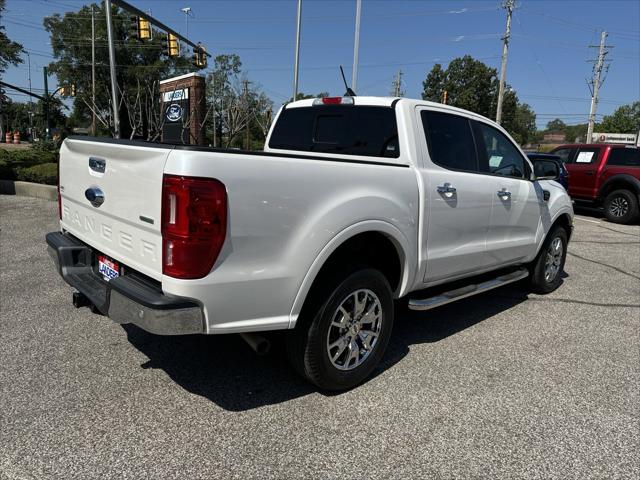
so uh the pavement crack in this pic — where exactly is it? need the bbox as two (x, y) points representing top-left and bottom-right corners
(592, 224), (640, 237)
(526, 297), (640, 308)
(567, 251), (640, 280)
(571, 240), (639, 245)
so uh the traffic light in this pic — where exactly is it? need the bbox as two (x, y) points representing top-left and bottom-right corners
(166, 33), (179, 57)
(59, 84), (76, 97)
(130, 16), (151, 40)
(129, 15), (140, 39)
(138, 17), (151, 40)
(192, 44), (207, 69)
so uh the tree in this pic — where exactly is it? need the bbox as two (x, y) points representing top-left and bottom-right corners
(422, 56), (496, 117)
(546, 118), (567, 132)
(1, 0), (25, 137)
(422, 55), (536, 145)
(0, 0), (23, 75)
(206, 54), (273, 149)
(507, 102), (537, 145)
(599, 102), (640, 133)
(288, 92), (329, 102)
(44, 3), (193, 138)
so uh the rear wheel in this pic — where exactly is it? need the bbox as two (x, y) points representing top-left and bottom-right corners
(286, 268), (394, 390)
(529, 226), (568, 294)
(603, 189), (639, 224)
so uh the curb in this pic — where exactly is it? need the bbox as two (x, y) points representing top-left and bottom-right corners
(0, 180), (58, 202)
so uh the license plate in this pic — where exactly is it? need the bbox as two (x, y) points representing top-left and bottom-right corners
(97, 255), (119, 281)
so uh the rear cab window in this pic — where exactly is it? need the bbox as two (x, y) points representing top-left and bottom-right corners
(269, 105), (399, 158)
(607, 147), (640, 167)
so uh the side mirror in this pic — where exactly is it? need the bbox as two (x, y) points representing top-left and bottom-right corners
(533, 160), (560, 181)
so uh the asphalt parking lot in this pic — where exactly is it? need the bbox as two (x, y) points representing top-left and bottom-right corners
(1, 195), (638, 479)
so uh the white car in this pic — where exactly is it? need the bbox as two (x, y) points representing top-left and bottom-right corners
(47, 96), (573, 390)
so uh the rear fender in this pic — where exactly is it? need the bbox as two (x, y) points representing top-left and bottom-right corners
(288, 220), (413, 328)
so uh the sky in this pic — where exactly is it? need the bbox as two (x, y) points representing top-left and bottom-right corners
(1, 0), (639, 129)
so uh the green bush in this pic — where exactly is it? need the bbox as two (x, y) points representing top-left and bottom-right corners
(0, 144), (59, 183)
(16, 163), (58, 185)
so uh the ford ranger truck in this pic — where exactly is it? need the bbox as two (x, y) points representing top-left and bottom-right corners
(551, 144), (640, 224)
(47, 96), (574, 390)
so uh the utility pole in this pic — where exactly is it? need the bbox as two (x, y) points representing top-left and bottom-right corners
(391, 69), (403, 97)
(352, 0), (362, 91)
(586, 31), (611, 144)
(212, 77), (217, 148)
(91, 4), (96, 136)
(43, 67), (50, 140)
(27, 52), (33, 138)
(495, 0), (515, 125)
(243, 80), (251, 150)
(292, 0), (302, 101)
(104, 0), (120, 138)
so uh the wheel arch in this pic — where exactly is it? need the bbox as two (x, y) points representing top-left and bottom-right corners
(288, 221), (414, 329)
(598, 174), (640, 201)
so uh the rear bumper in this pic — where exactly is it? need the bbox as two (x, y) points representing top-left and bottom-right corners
(46, 231), (204, 335)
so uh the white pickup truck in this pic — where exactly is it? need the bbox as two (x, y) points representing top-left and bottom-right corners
(47, 96), (573, 390)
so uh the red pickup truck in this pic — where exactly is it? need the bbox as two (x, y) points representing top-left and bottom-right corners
(550, 144), (640, 224)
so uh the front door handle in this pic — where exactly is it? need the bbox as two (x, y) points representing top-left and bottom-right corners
(437, 183), (456, 198)
(497, 188), (512, 199)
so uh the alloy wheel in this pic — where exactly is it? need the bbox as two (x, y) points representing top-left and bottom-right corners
(326, 289), (383, 371)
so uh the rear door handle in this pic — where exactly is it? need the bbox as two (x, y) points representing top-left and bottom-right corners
(497, 188), (512, 199)
(437, 183), (456, 198)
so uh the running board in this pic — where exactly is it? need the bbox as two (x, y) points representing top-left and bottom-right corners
(408, 268), (529, 311)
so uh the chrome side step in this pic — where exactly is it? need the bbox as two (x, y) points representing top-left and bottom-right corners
(408, 268), (529, 311)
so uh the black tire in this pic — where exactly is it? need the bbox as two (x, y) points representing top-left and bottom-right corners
(529, 226), (568, 294)
(286, 268), (394, 391)
(603, 189), (640, 225)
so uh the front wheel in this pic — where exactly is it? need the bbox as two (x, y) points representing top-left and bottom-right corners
(286, 268), (394, 390)
(529, 226), (568, 294)
(603, 189), (639, 225)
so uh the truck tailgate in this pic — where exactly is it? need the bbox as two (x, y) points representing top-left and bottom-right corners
(59, 138), (173, 281)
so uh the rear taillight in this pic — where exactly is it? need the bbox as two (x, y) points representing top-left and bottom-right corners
(57, 160), (62, 220)
(161, 175), (227, 279)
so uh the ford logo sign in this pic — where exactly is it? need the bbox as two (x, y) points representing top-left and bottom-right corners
(166, 103), (183, 122)
(85, 187), (105, 208)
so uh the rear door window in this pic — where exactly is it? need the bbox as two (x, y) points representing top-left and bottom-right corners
(421, 111), (478, 172)
(269, 106), (399, 158)
(607, 147), (640, 167)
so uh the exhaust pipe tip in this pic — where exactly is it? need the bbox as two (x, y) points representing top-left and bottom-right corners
(240, 332), (271, 356)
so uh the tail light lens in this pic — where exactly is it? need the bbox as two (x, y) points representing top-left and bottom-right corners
(161, 175), (227, 279)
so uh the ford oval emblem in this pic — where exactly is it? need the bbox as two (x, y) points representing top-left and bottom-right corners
(166, 103), (183, 122)
(85, 187), (105, 208)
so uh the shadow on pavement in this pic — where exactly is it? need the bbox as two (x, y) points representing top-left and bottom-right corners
(123, 283), (532, 411)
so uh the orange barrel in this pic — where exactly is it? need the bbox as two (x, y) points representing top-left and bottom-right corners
(13, 131), (20, 144)
(5, 132), (11, 143)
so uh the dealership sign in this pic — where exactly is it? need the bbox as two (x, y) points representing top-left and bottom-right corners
(592, 132), (638, 145)
(162, 89), (189, 102)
